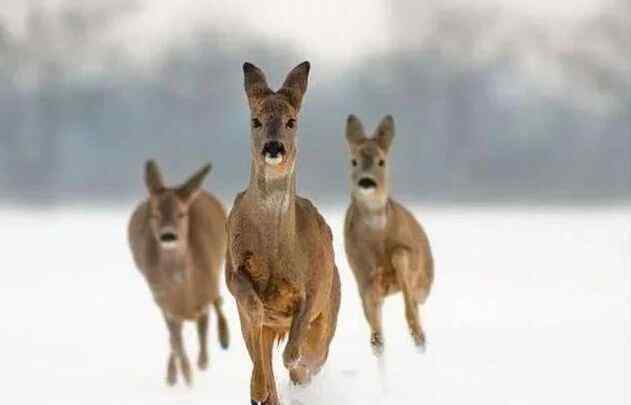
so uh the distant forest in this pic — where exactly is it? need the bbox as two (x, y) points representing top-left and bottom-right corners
(1, 3), (629, 206)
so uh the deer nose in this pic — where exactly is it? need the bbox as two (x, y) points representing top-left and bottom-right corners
(358, 177), (377, 189)
(160, 232), (178, 243)
(262, 141), (286, 158)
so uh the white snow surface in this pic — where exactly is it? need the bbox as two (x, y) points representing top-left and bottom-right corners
(1, 205), (629, 404)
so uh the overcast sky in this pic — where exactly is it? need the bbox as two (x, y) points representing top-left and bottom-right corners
(1, 0), (627, 112)
(0, 0), (608, 65)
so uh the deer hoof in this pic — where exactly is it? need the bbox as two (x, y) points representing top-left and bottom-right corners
(411, 330), (426, 352)
(166, 373), (177, 386)
(167, 355), (178, 386)
(290, 366), (312, 386)
(251, 397), (279, 405)
(370, 332), (384, 357)
(251, 393), (273, 405)
(181, 358), (193, 387)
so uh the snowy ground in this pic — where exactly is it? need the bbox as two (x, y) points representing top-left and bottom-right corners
(1, 205), (629, 404)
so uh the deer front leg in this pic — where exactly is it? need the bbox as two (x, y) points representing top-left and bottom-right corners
(214, 297), (230, 349)
(360, 281), (385, 356)
(260, 326), (280, 405)
(226, 254), (264, 328)
(392, 247), (426, 351)
(226, 258), (268, 403)
(196, 312), (209, 370)
(283, 296), (315, 370)
(164, 314), (193, 386)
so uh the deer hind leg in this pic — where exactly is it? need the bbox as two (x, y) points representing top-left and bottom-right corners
(196, 312), (209, 370)
(214, 297), (230, 349)
(165, 315), (193, 386)
(392, 247), (426, 351)
(361, 273), (385, 356)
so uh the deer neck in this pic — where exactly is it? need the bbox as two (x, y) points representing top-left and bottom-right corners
(244, 162), (297, 246)
(156, 243), (189, 276)
(352, 194), (389, 231)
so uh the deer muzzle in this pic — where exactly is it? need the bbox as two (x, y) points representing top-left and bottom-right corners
(159, 230), (178, 248)
(358, 177), (378, 192)
(262, 141), (286, 166)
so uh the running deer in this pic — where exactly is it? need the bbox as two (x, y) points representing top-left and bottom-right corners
(226, 61), (341, 405)
(343, 115), (434, 356)
(128, 161), (229, 386)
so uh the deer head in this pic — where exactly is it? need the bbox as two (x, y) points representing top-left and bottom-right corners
(144, 160), (211, 249)
(242, 61), (310, 180)
(345, 115), (395, 206)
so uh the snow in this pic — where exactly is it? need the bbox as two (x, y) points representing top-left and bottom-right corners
(1, 205), (629, 404)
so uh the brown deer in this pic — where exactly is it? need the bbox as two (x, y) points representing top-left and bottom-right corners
(343, 115), (434, 356)
(128, 160), (229, 386)
(225, 61), (341, 405)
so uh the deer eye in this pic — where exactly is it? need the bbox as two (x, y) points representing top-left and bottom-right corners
(351, 159), (357, 167)
(251, 118), (262, 128)
(378, 159), (385, 167)
(286, 118), (296, 129)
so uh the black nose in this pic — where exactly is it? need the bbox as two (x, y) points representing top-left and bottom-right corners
(160, 232), (178, 243)
(262, 141), (286, 158)
(358, 178), (377, 189)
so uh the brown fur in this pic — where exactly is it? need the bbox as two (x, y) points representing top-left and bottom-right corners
(225, 62), (341, 404)
(343, 115), (434, 355)
(128, 161), (229, 386)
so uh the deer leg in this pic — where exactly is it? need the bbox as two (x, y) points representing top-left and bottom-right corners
(226, 259), (267, 403)
(214, 297), (230, 349)
(167, 353), (177, 386)
(283, 297), (315, 370)
(259, 326), (280, 405)
(238, 306), (266, 403)
(163, 313), (178, 386)
(361, 277), (385, 357)
(289, 312), (322, 386)
(392, 247), (426, 351)
(196, 312), (209, 370)
(291, 269), (341, 383)
(165, 315), (193, 386)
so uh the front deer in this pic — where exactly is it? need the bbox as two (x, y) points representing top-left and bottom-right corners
(344, 115), (434, 356)
(226, 61), (341, 405)
(128, 161), (229, 386)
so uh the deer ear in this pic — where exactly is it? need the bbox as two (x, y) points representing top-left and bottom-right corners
(278, 61), (310, 110)
(243, 62), (272, 109)
(346, 114), (366, 146)
(177, 163), (212, 202)
(145, 160), (165, 195)
(374, 115), (395, 152)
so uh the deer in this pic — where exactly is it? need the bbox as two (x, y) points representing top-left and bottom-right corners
(343, 115), (434, 357)
(225, 61), (341, 405)
(128, 160), (229, 386)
